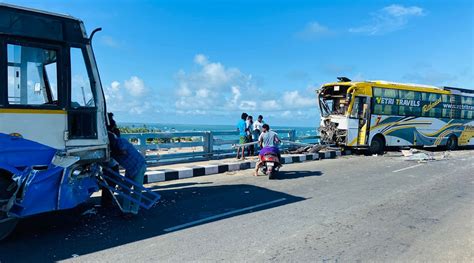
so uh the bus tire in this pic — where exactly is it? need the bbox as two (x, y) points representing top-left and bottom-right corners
(0, 171), (18, 241)
(369, 135), (385, 155)
(446, 135), (458, 151)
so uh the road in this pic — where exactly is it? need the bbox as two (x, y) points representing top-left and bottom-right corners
(0, 150), (473, 262)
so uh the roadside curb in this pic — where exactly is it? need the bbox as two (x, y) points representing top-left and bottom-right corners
(144, 149), (351, 184)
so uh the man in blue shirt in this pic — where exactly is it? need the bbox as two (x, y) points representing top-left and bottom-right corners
(237, 112), (248, 159)
(108, 132), (147, 215)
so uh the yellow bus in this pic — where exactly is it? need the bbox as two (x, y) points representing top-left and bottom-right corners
(317, 77), (474, 154)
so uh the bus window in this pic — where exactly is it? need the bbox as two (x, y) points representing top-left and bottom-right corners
(461, 96), (474, 119)
(350, 98), (360, 118)
(350, 97), (369, 119)
(373, 104), (398, 115)
(441, 109), (451, 119)
(399, 106), (420, 116)
(398, 90), (421, 116)
(7, 44), (58, 106)
(70, 48), (95, 108)
(421, 92), (442, 117)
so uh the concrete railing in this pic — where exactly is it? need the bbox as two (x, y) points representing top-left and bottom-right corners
(121, 129), (319, 165)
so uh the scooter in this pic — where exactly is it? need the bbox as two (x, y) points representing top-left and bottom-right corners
(260, 153), (281, 179)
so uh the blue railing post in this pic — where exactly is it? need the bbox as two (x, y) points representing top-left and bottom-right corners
(203, 132), (213, 159)
(289, 130), (296, 142)
(138, 133), (147, 156)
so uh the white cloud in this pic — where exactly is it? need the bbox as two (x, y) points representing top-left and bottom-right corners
(194, 54), (209, 66)
(282, 110), (292, 118)
(230, 86), (241, 106)
(104, 76), (153, 115)
(239, 100), (257, 111)
(261, 100), (280, 110)
(349, 4), (425, 35)
(296, 21), (333, 39)
(172, 54), (319, 124)
(175, 54), (257, 112)
(384, 5), (424, 17)
(110, 81), (120, 92)
(282, 90), (315, 108)
(124, 76), (147, 97)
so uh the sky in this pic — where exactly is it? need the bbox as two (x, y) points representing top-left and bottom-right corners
(4, 0), (474, 126)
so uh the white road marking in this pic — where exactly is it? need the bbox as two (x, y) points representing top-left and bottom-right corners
(164, 198), (287, 232)
(392, 164), (424, 173)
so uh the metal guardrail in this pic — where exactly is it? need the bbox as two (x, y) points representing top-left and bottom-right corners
(121, 130), (319, 164)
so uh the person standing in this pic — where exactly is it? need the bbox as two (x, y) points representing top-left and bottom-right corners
(246, 115), (255, 156)
(107, 112), (121, 137)
(236, 112), (248, 159)
(252, 115), (264, 151)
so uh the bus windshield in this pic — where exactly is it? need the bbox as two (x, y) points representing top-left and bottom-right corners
(318, 85), (352, 117)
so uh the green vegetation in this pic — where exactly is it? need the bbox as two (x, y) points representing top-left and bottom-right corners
(118, 125), (161, 134)
(119, 125), (195, 144)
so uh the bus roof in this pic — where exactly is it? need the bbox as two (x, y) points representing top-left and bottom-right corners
(320, 80), (467, 95)
(0, 3), (89, 44)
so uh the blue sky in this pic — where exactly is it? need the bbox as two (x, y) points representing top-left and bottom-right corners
(5, 0), (474, 126)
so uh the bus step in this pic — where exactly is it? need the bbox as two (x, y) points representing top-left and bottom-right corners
(98, 167), (161, 210)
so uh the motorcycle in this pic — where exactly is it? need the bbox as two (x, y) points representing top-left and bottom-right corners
(260, 153), (281, 179)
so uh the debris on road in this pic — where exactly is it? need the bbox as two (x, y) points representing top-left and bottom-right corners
(401, 149), (449, 162)
(285, 144), (328, 154)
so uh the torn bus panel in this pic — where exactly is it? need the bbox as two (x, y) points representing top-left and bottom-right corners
(1, 133), (99, 217)
(318, 83), (353, 145)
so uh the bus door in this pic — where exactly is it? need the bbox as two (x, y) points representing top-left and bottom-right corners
(65, 47), (98, 143)
(353, 96), (371, 146)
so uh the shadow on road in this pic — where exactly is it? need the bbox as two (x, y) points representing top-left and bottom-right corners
(0, 183), (305, 262)
(276, 170), (323, 180)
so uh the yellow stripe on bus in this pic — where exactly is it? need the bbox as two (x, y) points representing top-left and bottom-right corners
(370, 120), (431, 132)
(420, 122), (461, 137)
(382, 125), (417, 135)
(0, 108), (66, 114)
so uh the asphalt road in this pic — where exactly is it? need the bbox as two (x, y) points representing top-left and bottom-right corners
(0, 150), (473, 262)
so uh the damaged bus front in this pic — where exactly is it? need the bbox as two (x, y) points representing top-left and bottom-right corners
(317, 78), (372, 148)
(0, 4), (109, 239)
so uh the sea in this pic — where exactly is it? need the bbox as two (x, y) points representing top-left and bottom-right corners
(119, 123), (318, 138)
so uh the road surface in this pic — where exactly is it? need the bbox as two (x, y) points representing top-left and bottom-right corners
(0, 150), (472, 262)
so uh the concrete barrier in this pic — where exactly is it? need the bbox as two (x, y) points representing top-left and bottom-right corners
(144, 149), (351, 184)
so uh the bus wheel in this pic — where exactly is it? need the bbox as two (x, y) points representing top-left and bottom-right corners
(369, 135), (385, 155)
(0, 172), (18, 241)
(446, 135), (458, 151)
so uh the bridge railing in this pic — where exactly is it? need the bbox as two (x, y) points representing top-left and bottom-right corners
(121, 129), (319, 165)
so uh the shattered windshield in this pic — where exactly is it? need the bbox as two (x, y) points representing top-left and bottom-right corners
(319, 97), (333, 117)
(318, 85), (352, 116)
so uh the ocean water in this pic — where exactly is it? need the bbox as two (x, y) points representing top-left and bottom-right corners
(119, 122), (317, 137)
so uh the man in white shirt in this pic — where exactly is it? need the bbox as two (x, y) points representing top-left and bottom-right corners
(253, 115), (264, 133)
(252, 115), (264, 149)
